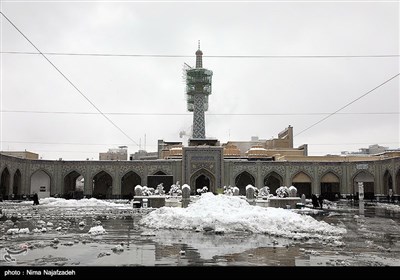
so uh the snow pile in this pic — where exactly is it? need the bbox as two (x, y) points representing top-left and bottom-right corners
(6, 228), (30, 234)
(376, 203), (400, 212)
(140, 193), (346, 241)
(88, 225), (107, 235)
(21, 197), (125, 207)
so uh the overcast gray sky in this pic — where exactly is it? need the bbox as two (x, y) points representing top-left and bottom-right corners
(0, 1), (399, 160)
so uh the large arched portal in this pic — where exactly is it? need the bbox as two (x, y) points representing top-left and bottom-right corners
(292, 172), (312, 198)
(121, 171), (141, 198)
(353, 171), (374, 200)
(13, 169), (22, 199)
(264, 171), (283, 196)
(0, 168), (10, 199)
(383, 170), (393, 195)
(195, 175), (210, 192)
(190, 169), (215, 194)
(93, 171), (113, 199)
(235, 171), (255, 195)
(30, 170), (51, 198)
(64, 171), (84, 199)
(320, 172), (340, 201)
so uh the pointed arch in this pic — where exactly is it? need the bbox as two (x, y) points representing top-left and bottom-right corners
(64, 171), (84, 199)
(264, 171), (283, 196)
(154, 171), (166, 175)
(383, 170), (393, 195)
(121, 171), (141, 198)
(190, 168), (215, 194)
(320, 171), (340, 200)
(195, 175), (210, 191)
(396, 169), (400, 195)
(92, 171), (113, 199)
(30, 169), (51, 198)
(0, 167), (10, 199)
(353, 171), (374, 200)
(13, 169), (22, 198)
(235, 171), (255, 195)
(292, 171), (312, 198)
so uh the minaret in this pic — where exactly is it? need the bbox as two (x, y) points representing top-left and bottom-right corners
(185, 41), (213, 140)
(196, 40), (203, 68)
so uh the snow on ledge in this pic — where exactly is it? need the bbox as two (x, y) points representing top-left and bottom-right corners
(182, 184), (190, 190)
(245, 184), (255, 190)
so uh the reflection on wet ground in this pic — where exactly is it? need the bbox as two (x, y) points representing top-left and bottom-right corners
(0, 200), (399, 266)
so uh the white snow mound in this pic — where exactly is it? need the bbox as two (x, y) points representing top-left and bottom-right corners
(20, 197), (124, 207)
(139, 193), (346, 240)
(88, 225), (107, 235)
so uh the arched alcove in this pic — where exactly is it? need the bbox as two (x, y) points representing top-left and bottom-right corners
(235, 171), (255, 195)
(292, 171), (312, 198)
(93, 171), (113, 199)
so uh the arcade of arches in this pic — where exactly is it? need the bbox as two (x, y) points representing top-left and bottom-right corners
(0, 153), (399, 200)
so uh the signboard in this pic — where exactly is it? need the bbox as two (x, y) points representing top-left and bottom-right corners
(358, 182), (364, 201)
(356, 164), (368, 170)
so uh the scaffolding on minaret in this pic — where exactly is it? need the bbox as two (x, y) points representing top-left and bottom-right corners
(185, 41), (213, 139)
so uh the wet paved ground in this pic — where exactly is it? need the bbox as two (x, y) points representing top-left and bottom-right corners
(0, 200), (399, 266)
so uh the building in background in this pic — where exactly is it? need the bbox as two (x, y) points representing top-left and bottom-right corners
(130, 150), (158, 160)
(341, 144), (396, 156)
(99, 146), (127, 161)
(0, 151), (39, 160)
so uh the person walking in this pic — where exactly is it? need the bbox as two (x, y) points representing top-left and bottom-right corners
(311, 194), (319, 208)
(318, 195), (324, 209)
(33, 192), (39, 205)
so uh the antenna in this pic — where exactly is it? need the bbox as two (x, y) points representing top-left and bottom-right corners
(198, 40), (200, 50)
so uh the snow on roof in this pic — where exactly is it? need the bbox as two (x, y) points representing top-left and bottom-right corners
(139, 193), (346, 241)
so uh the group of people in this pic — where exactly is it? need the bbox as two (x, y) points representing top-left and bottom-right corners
(311, 194), (324, 209)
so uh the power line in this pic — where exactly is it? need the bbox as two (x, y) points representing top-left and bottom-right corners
(1, 51), (399, 59)
(1, 110), (398, 116)
(0, 12), (139, 147)
(295, 73), (400, 137)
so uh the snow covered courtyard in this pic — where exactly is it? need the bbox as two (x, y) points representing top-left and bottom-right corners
(0, 194), (399, 266)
